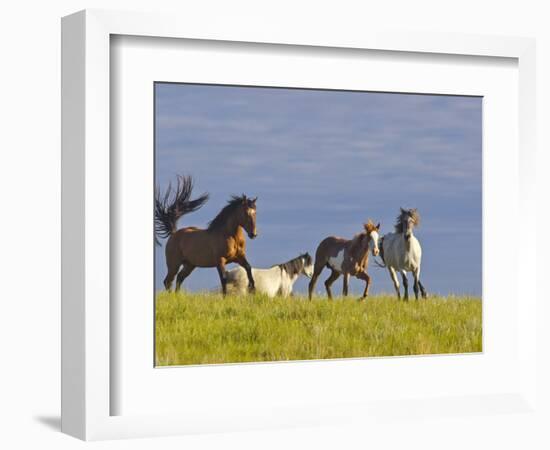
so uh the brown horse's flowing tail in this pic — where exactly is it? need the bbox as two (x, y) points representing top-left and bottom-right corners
(154, 175), (209, 245)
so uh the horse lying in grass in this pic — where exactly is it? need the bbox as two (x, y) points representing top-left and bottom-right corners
(155, 175), (258, 295)
(225, 253), (314, 298)
(308, 221), (381, 300)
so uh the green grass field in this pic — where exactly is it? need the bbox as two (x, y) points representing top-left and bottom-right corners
(155, 292), (482, 366)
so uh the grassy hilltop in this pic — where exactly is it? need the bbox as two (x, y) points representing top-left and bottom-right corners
(155, 292), (482, 366)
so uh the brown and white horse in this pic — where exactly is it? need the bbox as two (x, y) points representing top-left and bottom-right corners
(308, 221), (381, 300)
(155, 175), (258, 295)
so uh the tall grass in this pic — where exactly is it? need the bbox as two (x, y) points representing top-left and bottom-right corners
(155, 292), (482, 366)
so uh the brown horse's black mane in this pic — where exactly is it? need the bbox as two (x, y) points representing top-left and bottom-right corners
(276, 253), (312, 277)
(394, 208), (420, 233)
(207, 195), (248, 230)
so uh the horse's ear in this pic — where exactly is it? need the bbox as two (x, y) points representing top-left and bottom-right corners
(251, 196), (257, 204)
(376, 222), (380, 230)
(400, 207), (406, 214)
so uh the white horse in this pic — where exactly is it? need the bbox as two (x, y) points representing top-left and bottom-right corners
(225, 253), (314, 298)
(378, 208), (427, 300)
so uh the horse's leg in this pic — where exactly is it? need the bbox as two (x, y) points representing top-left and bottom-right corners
(413, 268), (426, 299)
(412, 272), (419, 300)
(401, 271), (409, 301)
(216, 260), (228, 297)
(308, 262), (324, 300)
(418, 280), (428, 299)
(342, 273), (350, 297)
(388, 267), (401, 300)
(235, 256), (255, 293)
(324, 270), (341, 300)
(356, 271), (371, 299)
(163, 262), (180, 291)
(163, 240), (181, 292)
(175, 264), (195, 292)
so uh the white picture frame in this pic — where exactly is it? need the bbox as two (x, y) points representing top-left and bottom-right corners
(61, 9), (537, 441)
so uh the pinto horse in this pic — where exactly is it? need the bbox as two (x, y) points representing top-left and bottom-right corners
(225, 253), (314, 298)
(308, 221), (380, 300)
(155, 175), (258, 295)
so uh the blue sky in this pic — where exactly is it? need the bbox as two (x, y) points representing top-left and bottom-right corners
(155, 83), (482, 296)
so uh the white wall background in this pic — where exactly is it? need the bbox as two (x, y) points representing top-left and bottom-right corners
(0, 1), (548, 448)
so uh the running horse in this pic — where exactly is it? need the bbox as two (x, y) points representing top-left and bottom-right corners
(308, 221), (381, 300)
(155, 175), (258, 295)
(378, 207), (427, 300)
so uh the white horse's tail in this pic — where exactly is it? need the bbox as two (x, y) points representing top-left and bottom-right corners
(373, 257), (387, 268)
(373, 235), (387, 268)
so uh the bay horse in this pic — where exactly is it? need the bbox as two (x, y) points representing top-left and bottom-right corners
(308, 221), (381, 300)
(155, 175), (258, 295)
(225, 253), (314, 298)
(378, 208), (427, 300)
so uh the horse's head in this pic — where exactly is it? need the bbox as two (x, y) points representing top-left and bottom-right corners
(301, 252), (314, 278)
(238, 195), (258, 239)
(364, 220), (381, 256)
(398, 207), (420, 242)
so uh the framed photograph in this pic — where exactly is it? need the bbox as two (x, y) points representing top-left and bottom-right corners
(61, 9), (537, 440)
(152, 83), (482, 368)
